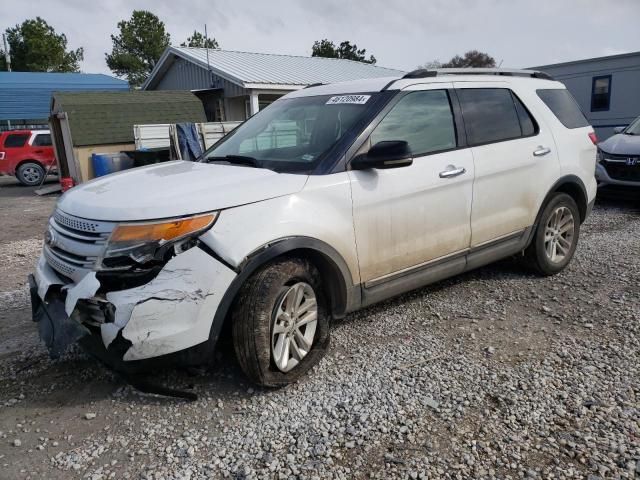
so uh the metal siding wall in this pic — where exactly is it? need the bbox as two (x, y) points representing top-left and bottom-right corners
(153, 58), (248, 98)
(0, 83), (128, 121)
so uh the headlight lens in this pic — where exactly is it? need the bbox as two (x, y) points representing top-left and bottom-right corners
(110, 214), (216, 243)
(101, 212), (218, 268)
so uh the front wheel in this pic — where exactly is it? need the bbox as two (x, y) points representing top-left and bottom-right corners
(231, 258), (330, 387)
(525, 193), (580, 276)
(17, 162), (45, 186)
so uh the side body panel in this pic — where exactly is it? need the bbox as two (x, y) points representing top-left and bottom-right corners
(348, 148), (474, 284)
(202, 173), (360, 285)
(347, 82), (475, 284)
(453, 81), (562, 246)
(531, 87), (598, 205)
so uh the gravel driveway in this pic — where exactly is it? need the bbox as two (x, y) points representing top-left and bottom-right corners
(0, 178), (638, 479)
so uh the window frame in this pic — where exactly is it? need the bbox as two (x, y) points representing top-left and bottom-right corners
(344, 88), (467, 172)
(536, 88), (590, 129)
(3, 133), (30, 148)
(32, 133), (53, 147)
(455, 87), (539, 148)
(590, 75), (612, 112)
(367, 89), (461, 159)
(510, 90), (540, 138)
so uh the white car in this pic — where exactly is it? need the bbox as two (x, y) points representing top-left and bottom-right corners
(30, 69), (597, 387)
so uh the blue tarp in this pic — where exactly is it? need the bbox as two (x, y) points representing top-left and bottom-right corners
(176, 123), (203, 161)
(0, 72), (129, 121)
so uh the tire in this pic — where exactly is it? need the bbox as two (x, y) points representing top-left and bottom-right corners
(16, 162), (45, 186)
(525, 193), (581, 276)
(231, 258), (330, 387)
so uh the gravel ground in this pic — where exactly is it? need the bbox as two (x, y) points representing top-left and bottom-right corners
(0, 178), (638, 479)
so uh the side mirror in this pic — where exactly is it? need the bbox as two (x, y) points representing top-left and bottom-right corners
(613, 126), (626, 134)
(351, 141), (413, 170)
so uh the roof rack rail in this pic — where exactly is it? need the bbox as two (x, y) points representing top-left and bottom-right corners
(402, 69), (438, 79)
(401, 68), (553, 80)
(304, 82), (324, 89)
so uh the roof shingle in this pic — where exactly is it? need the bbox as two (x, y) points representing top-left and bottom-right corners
(53, 91), (206, 147)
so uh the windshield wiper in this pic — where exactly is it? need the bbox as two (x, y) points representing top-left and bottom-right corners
(206, 155), (259, 167)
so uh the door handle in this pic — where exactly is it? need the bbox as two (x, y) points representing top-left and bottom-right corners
(533, 146), (551, 157)
(439, 165), (466, 178)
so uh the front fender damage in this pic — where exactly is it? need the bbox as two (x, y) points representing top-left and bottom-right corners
(33, 247), (237, 366)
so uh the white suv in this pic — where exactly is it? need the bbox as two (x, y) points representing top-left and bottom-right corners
(30, 69), (597, 386)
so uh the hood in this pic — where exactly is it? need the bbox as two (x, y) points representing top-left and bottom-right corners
(599, 133), (640, 155)
(58, 161), (308, 221)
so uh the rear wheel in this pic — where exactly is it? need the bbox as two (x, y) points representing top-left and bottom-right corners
(525, 193), (580, 275)
(231, 258), (330, 387)
(17, 162), (45, 186)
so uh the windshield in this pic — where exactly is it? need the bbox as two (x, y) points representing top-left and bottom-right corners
(625, 117), (640, 135)
(201, 93), (385, 173)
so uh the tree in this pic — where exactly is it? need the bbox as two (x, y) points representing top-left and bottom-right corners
(416, 60), (443, 70)
(106, 10), (170, 86)
(311, 39), (376, 64)
(0, 17), (83, 72)
(181, 30), (218, 49)
(442, 50), (496, 68)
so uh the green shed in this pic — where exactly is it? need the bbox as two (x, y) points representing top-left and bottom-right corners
(50, 90), (206, 182)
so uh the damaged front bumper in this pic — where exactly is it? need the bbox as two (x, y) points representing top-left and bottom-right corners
(30, 246), (237, 371)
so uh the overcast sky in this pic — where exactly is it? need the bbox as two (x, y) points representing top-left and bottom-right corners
(4, 0), (640, 75)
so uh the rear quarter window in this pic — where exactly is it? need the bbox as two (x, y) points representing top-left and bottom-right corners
(33, 134), (52, 146)
(536, 89), (589, 129)
(3, 133), (30, 148)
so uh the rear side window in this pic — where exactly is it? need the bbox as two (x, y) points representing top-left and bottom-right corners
(3, 133), (29, 148)
(536, 89), (589, 129)
(513, 94), (538, 136)
(370, 90), (457, 156)
(33, 134), (52, 146)
(457, 89), (524, 145)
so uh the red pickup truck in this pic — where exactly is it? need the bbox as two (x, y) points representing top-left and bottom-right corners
(0, 129), (56, 186)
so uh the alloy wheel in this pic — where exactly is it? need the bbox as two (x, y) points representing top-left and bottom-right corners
(22, 166), (42, 184)
(271, 282), (318, 372)
(544, 206), (575, 263)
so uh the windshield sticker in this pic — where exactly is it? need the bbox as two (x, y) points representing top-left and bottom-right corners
(301, 154), (315, 161)
(326, 95), (371, 105)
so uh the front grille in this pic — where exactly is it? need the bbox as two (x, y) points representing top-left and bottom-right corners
(53, 210), (103, 233)
(602, 155), (640, 182)
(44, 210), (116, 283)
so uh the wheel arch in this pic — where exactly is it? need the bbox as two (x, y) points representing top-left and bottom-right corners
(540, 175), (589, 224)
(207, 236), (359, 347)
(16, 159), (45, 171)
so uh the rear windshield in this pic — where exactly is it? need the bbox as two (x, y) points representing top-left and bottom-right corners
(536, 89), (589, 129)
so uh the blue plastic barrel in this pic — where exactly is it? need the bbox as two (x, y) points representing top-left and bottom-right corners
(92, 153), (115, 177)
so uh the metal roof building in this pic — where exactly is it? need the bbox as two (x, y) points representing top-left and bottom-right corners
(0, 72), (129, 131)
(143, 47), (404, 121)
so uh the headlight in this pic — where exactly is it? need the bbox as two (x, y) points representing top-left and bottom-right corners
(100, 212), (218, 269)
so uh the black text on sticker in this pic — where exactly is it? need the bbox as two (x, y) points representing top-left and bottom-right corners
(326, 95), (371, 105)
